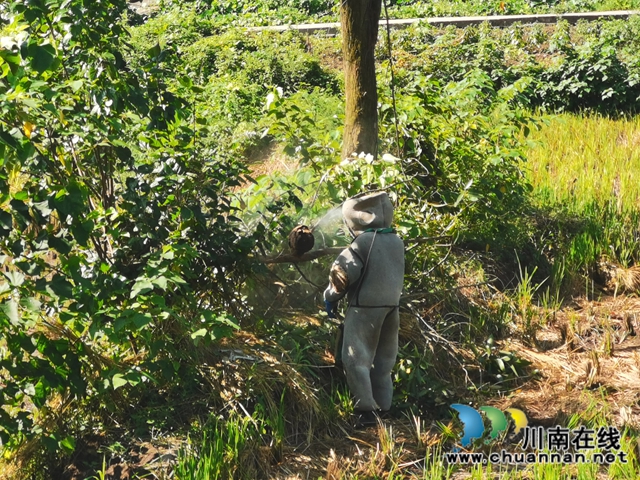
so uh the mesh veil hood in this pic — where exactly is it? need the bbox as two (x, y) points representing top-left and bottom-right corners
(342, 192), (394, 234)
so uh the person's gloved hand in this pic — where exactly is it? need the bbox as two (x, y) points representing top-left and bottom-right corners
(325, 300), (337, 318)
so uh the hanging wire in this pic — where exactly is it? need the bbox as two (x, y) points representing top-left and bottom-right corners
(383, 0), (401, 157)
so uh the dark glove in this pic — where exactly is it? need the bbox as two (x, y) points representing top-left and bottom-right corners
(324, 300), (337, 319)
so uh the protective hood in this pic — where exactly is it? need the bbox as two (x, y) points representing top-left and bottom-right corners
(343, 192), (394, 234)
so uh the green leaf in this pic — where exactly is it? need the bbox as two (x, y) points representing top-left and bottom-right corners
(0, 128), (17, 151)
(0, 209), (12, 234)
(112, 374), (127, 390)
(219, 315), (240, 330)
(147, 43), (161, 59)
(4, 270), (25, 287)
(125, 372), (142, 387)
(2, 299), (19, 325)
(131, 313), (152, 329)
(210, 325), (236, 341)
(33, 200), (52, 217)
(178, 76), (193, 89)
(71, 219), (94, 247)
(202, 311), (240, 330)
(42, 435), (58, 453)
(20, 297), (41, 312)
(10, 199), (30, 226)
(47, 275), (73, 299)
(49, 235), (72, 255)
(151, 276), (167, 290)
(0, 50), (20, 66)
(168, 273), (186, 285)
(69, 80), (83, 92)
(191, 328), (207, 339)
(28, 43), (57, 74)
(114, 317), (128, 333)
(20, 97), (38, 109)
(16, 261), (41, 276)
(13, 191), (28, 201)
(130, 278), (153, 298)
(453, 191), (465, 207)
(59, 436), (76, 453)
(34, 380), (46, 402)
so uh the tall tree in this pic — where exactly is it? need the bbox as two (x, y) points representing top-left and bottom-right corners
(341, 0), (383, 160)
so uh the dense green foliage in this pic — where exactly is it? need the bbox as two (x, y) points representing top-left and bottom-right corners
(392, 18), (640, 114)
(0, 0), (260, 462)
(161, 0), (640, 25)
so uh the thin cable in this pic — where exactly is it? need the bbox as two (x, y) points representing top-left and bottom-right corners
(383, 0), (401, 157)
(293, 262), (324, 291)
(347, 229), (378, 310)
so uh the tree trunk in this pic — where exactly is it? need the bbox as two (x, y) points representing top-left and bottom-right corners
(340, 0), (382, 160)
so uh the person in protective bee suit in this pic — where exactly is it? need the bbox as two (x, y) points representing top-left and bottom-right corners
(324, 192), (405, 426)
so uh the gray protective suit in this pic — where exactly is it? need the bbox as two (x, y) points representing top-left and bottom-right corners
(324, 192), (405, 412)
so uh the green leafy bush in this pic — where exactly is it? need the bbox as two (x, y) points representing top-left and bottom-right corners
(162, 0), (337, 26)
(164, 0), (640, 24)
(244, 67), (538, 300)
(533, 21), (640, 112)
(126, 19), (341, 154)
(0, 0), (259, 459)
(392, 19), (640, 114)
(5, 0), (640, 472)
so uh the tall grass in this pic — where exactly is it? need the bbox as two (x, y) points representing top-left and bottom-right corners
(524, 113), (640, 294)
(527, 113), (640, 212)
(174, 416), (254, 480)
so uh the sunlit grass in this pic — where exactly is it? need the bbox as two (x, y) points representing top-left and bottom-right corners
(526, 113), (640, 212)
(174, 415), (254, 480)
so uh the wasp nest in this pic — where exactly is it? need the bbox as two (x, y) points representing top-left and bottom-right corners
(288, 225), (315, 257)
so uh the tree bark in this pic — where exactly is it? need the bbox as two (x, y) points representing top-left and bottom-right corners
(340, 0), (383, 160)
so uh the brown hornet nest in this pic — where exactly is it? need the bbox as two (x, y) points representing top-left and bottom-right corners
(288, 225), (315, 257)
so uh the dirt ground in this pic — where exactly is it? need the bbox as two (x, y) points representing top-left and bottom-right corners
(11, 294), (638, 480)
(269, 295), (640, 479)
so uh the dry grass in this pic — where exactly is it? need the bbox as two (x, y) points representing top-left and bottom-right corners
(499, 295), (640, 427)
(200, 330), (328, 434)
(233, 143), (300, 193)
(597, 257), (640, 295)
(246, 143), (299, 177)
(267, 292), (640, 479)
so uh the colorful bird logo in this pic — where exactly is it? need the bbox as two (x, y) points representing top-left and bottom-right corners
(505, 407), (528, 434)
(450, 404), (485, 447)
(450, 404), (528, 447)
